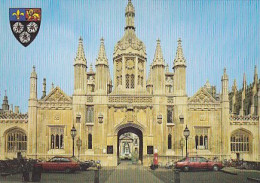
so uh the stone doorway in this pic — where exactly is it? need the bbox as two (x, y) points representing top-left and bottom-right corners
(117, 126), (143, 164)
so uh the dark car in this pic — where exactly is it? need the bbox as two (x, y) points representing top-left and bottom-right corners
(175, 157), (223, 172)
(34, 156), (80, 173)
(70, 157), (93, 171)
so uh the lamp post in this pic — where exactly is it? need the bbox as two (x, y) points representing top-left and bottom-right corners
(183, 125), (190, 157)
(70, 125), (77, 157)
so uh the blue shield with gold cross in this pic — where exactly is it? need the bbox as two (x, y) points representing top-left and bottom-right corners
(9, 8), (41, 47)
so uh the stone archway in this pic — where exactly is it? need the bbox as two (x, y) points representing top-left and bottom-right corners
(117, 126), (143, 164)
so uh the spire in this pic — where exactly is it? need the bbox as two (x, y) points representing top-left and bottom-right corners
(42, 78), (46, 98)
(152, 39), (165, 66)
(2, 90), (9, 111)
(232, 79), (237, 92)
(125, 0), (135, 30)
(174, 38), (186, 68)
(243, 73), (246, 89)
(96, 37), (108, 66)
(74, 37), (87, 66)
(254, 65), (258, 83)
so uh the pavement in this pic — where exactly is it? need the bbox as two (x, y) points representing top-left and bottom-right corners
(105, 161), (164, 183)
(0, 164), (259, 183)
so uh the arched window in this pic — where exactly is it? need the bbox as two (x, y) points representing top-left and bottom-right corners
(130, 74), (135, 88)
(60, 135), (63, 149)
(168, 134), (172, 149)
(6, 129), (27, 152)
(50, 127), (64, 149)
(231, 130), (250, 152)
(88, 133), (92, 149)
(126, 74), (130, 88)
(195, 128), (209, 150)
(56, 134), (60, 149)
(51, 135), (55, 149)
(195, 135), (198, 149)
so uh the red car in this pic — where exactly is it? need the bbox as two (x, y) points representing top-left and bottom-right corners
(175, 157), (223, 172)
(35, 156), (80, 173)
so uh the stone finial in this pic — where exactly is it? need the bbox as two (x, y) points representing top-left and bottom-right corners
(173, 38), (186, 67)
(221, 68), (228, 81)
(152, 39), (164, 65)
(30, 65), (37, 78)
(90, 63), (93, 72)
(51, 82), (54, 90)
(74, 36), (87, 66)
(204, 80), (211, 89)
(165, 64), (169, 72)
(125, 0), (135, 30)
(96, 37), (108, 66)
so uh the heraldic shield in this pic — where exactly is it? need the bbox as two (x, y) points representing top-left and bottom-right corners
(9, 8), (41, 47)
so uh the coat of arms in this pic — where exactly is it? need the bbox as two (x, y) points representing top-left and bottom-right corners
(9, 8), (41, 47)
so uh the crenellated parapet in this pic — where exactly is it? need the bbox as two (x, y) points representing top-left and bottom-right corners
(0, 112), (28, 123)
(229, 114), (259, 125)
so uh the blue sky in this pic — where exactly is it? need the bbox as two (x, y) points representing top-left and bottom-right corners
(0, 0), (259, 113)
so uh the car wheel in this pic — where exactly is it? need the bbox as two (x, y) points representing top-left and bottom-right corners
(213, 165), (219, 171)
(65, 168), (72, 174)
(183, 166), (189, 172)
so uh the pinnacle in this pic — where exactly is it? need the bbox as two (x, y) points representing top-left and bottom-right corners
(75, 37), (87, 66)
(153, 39), (164, 65)
(174, 38), (186, 67)
(243, 73), (246, 88)
(96, 37), (108, 65)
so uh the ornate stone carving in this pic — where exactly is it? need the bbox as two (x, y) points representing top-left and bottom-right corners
(230, 114), (259, 125)
(109, 96), (152, 103)
(87, 96), (93, 102)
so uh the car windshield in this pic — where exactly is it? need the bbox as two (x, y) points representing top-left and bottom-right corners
(178, 158), (186, 162)
(70, 157), (79, 162)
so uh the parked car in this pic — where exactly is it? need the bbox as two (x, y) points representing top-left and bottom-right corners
(34, 156), (80, 173)
(175, 157), (223, 172)
(70, 157), (92, 171)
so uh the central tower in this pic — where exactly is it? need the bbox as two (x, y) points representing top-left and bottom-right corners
(113, 0), (147, 94)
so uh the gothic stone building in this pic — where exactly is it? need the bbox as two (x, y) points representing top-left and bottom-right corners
(0, 0), (259, 166)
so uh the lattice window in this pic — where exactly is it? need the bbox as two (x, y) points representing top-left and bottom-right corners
(195, 128), (208, 150)
(167, 106), (173, 123)
(126, 74), (130, 88)
(231, 131), (249, 152)
(130, 74), (135, 88)
(6, 130), (27, 152)
(86, 106), (94, 123)
(50, 127), (64, 149)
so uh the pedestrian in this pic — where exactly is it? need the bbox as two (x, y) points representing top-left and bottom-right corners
(21, 159), (30, 182)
